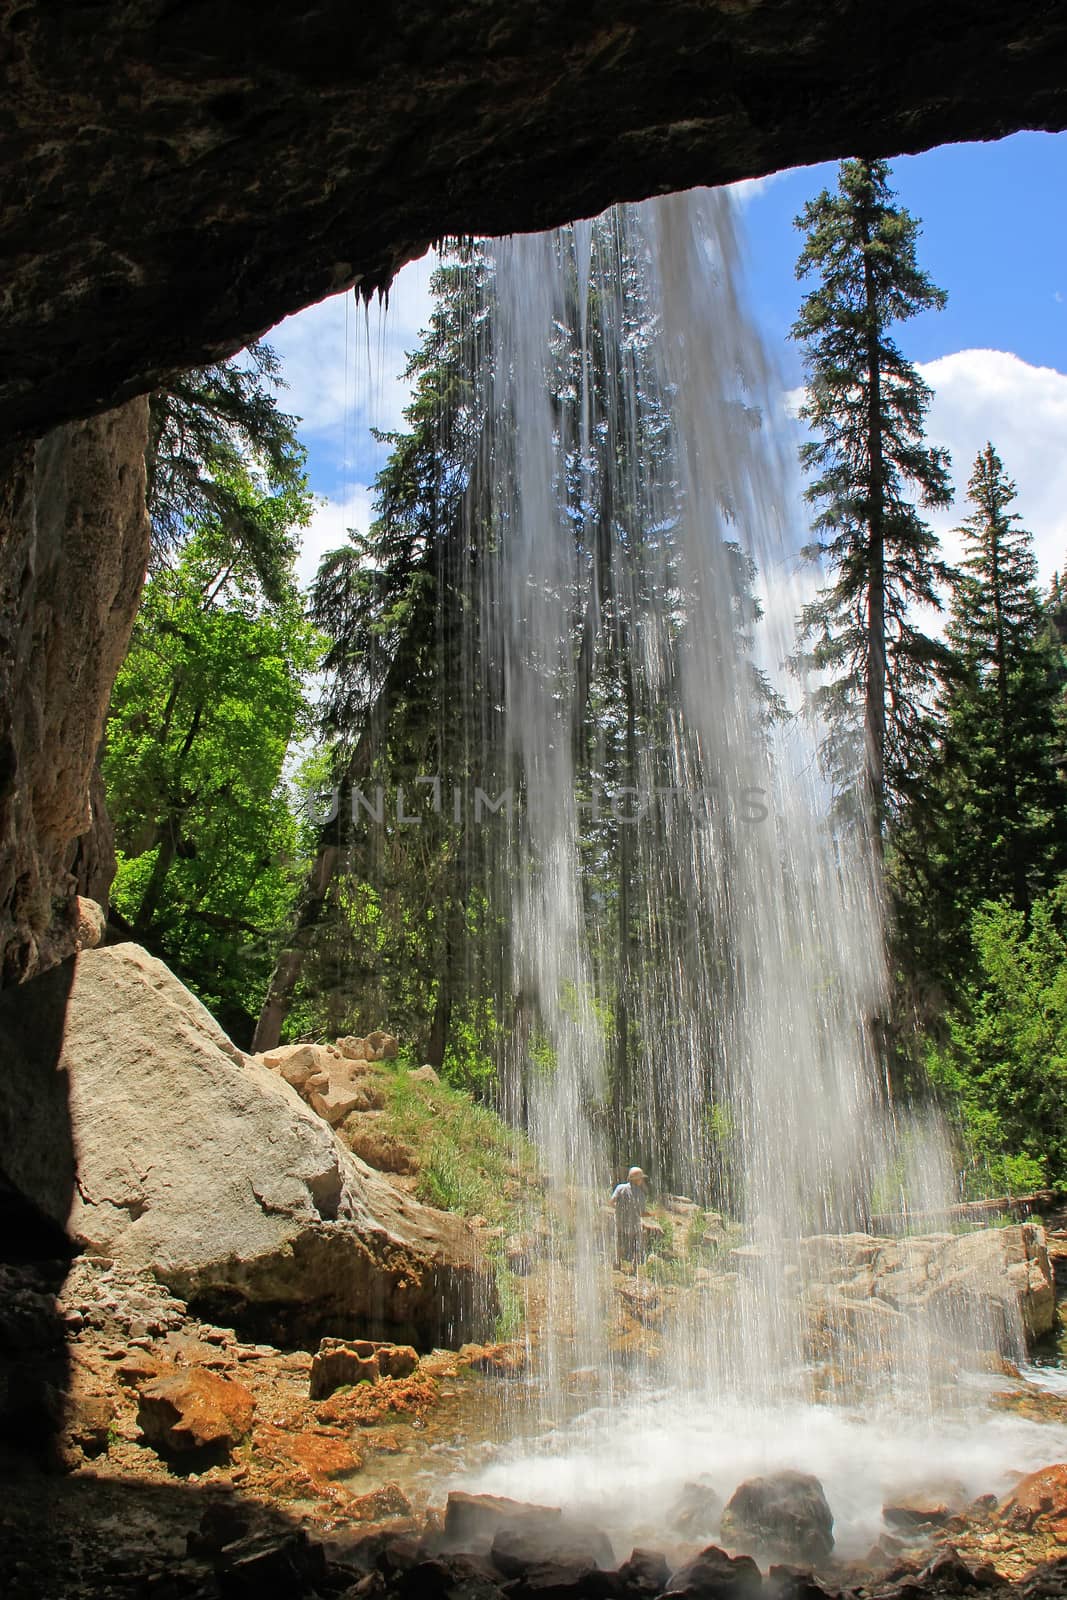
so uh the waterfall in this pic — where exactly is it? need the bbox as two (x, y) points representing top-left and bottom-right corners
(459, 186), (1017, 1418)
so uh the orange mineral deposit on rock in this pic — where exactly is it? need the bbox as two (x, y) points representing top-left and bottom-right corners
(136, 1365), (255, 1453)
(289, 1429), (364, 1482)
(1000, 1463), (1067, 1528)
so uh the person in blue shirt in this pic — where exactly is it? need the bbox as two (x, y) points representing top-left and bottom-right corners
(610, 1166), (648, 1269)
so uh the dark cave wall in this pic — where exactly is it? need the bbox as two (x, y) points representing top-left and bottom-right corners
(0, 402), (150, 985)
(2, 0), (1066, 442)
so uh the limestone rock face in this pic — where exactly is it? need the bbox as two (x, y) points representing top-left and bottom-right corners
(0, 943), (495, 1348)
(792, 1223), (1055, 1354)
(256, 1044), (387, 1127)
(0, 403), (149, 985)
(2, 4), (1065, 443)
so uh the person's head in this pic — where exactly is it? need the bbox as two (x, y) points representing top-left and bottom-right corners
(627, 1166), (646, 1187)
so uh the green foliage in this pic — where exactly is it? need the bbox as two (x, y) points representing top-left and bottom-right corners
(378, 1065), (537, 1228)
(792, 158), (952, 828)
(895, 446), (1067, 995)
(105, 530), (322, 1037)
(105, 342), (320, 1043)
(364, 1061), (540, 1341)
(926, 883), (1067, 1189)
(146, 343), (310, 601)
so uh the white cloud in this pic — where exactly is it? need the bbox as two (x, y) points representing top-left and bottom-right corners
(728, 170), (789, 208)
(918, 349), (1067, 581)
(269, 251), (436, 455)
(295, 484), (374, 590)
(271, 252), (437, 591)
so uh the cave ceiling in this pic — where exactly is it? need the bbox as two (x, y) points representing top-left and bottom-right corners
(2, 0), (1066, 440)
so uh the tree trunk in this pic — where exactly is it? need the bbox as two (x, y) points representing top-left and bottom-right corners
(252, 633), (421, 1052)
(425, 985), (453, 1070)
(859, 171), (887, 855)
(132, 702), (202, 937)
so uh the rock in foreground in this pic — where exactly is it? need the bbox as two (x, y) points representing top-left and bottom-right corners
(136, 1366), (254, 1455)
(0, 943), (495, 1347)
(721, 1471), (835, 1566)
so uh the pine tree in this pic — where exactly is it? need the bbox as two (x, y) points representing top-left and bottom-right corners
(903, 446), (1066, 976)
(792, 158), (953, 840)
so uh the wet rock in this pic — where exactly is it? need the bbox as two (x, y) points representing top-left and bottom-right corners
(618, 1548), (671, 1593)
(348, 1483), (413, 1521)
(765, 1567), (837, 1600)
(916, 1546), (992, 1589)
(490, 1520), (613, 1577)
(617, 1280), (661, 1324)
(289, 1429), (364, 1481)
(459, 1341), (529, 1378)
(664, 1544), (763, 1598)
(444, 1493), (563, 1549)
(883, 1481), (969, 1528)
(396, 1554), (504, 1599)
(187, 1501), (253, 1558)
(504, 1563), (619, 1598)
(137, 1366), (255, 1454)
(309, 1336), (419, 1398)
(1000, 1464), (1067, 1529)
(721, 1472), (834, 1566)
(506, 1234), (536, 1274)
(216, 1530), (327, 1599)
(670, 1477), (724, 1538)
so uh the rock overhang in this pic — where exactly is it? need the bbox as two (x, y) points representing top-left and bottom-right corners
(1, 0), (1066, 440)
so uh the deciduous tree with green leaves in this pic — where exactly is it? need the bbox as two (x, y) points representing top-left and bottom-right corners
(103, 345), (320, 1041)
(792, 158), (953, 841)
(104, 527), (322, 1043)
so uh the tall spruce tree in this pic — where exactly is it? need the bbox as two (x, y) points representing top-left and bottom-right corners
(792, 158), (953, 840)
(898, 445), (1067, 988)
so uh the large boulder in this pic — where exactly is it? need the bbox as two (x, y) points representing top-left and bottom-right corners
(720, 1471), (834, 1566)
(0, 943), (495, 1348)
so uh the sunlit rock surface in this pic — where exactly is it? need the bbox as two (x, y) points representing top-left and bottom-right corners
(0, 943), (496, 1348)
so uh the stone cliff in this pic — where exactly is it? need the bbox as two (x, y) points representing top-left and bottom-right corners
(0, 403), (150, 986)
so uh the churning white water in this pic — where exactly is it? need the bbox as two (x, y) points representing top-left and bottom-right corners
(455, 1395), (1067, 1562)
(435, 187), (1052, 1540)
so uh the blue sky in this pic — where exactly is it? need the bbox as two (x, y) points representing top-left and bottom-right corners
(740, 133), (1066, 378)
(271, 131), (1067, 591)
